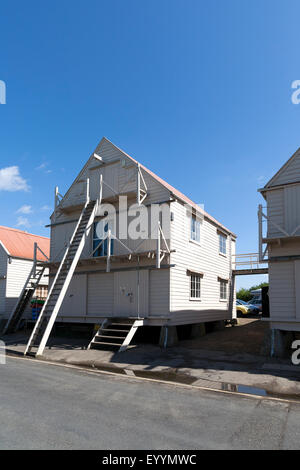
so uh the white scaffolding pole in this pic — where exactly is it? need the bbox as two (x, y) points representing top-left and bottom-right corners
(258, 204), (263, 262)
(106, 229), (111, 273)
(86, 177), (90, 204)
(156, 221), (161, 269)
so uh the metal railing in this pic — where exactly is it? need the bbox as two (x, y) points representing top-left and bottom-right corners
(232, 252), (268, 271)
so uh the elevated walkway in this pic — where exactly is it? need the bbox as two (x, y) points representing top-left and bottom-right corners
(232, 253), (268, 276)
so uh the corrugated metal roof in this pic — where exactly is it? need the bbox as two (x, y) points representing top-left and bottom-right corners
(0, 226), (50, 261)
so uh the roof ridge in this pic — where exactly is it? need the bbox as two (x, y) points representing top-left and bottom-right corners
(0, 225), (49, 239)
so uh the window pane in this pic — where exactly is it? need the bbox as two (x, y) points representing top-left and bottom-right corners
(220, 280), (227, 299)
(190, 216), (200, 243)
(190, 274), (201, 298)
(93, 221), (114, 257)
(219, 234), (227, 254)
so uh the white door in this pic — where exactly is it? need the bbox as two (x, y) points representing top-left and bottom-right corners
(113, 271), (149, 317)
(59, 275), (87, 318)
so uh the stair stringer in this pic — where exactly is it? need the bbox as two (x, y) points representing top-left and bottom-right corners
(3, 265), (45, 335)
(87, 319), (109, 350)
(24, 199), (98, 357)
(118, 319), (143, 352)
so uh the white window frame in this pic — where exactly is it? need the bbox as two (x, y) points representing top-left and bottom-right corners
(219, 233), (227, 256)
(219, 279), (227, 301)
(190, 215), (202, 245)
(92, 218), (115, 257)
(190, 273), (201, 300)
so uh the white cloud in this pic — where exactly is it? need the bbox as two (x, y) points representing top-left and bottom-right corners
(40, 205), (51, 211)
(257, 175), (265, 184)
(0, 166), (29, 191)
(35, 162), (47, 170)
(35, 162), (52, 173)
(16, 205), (33, 214)
(16, 216), (31, 228)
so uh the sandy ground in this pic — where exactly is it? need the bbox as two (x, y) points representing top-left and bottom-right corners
(181, 318), (268, 355)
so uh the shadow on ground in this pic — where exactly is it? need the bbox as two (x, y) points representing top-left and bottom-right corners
(1, 318), (300, 398)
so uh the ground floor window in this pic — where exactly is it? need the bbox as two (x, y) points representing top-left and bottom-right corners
(190, 274), (201, 299)
(219, 279), (227, 300)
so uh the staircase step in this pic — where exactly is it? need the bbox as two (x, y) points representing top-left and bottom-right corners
(91, 341), (122, 348)
(96, 335), (125, 342)
(102, 328), (131, 334)
(110, 323), (132, 329)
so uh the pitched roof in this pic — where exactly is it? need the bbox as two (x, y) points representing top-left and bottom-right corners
(261, 147), (300, 191)
(104, 138), (236, 237)
(0, 226), (50, 261)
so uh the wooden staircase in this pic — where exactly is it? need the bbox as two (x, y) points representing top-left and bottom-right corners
(88, 318), (143, 352)
(3, 264), (46, 335)
(24, 199), (98, 357)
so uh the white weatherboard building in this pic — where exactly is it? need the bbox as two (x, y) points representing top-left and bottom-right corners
(19, 138), (236, 356)
(0, 226), (49, 331)
(259, 147), (300, 341)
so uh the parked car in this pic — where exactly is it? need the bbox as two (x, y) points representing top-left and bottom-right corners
(238, 299), (260, 315)
(236, 300), (251, 316)
(247, 298), (262, 313)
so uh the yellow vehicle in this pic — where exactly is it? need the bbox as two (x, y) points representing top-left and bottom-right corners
(236, 299), (251, 316)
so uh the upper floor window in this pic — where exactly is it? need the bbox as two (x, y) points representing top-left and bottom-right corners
(219, 233), (227, 255)
(93, 220), (114, 257)
(190, 215), (201, 244)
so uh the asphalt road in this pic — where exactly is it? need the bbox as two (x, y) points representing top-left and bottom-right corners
(1, 356), (300, 450)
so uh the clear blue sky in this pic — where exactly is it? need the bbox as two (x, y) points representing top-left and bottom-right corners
(1, 0), (299, 288)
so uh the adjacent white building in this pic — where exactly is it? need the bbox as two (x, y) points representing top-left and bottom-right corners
(0, 226), (49, 328)
(259, 147), (300, 348)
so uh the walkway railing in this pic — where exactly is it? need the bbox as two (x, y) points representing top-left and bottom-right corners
(232, 253), (268, 273)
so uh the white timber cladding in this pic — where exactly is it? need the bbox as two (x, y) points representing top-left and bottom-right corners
(265, 184), (300, 238)
(261, 148), (300, 330)
(267, 148), (300, 187)
(169, 200), (234, 324)
(49, 138), (235, 324)
(56, 138), (170, 214)
(268, 261), (296, 320)
(266, 189), (285, 237)
(284, 185), (300, 235)
(59, 274), (87, 318)
(0, 244), (8, 316)
(170, 202), (231, 322)
(4, 258), (48, 318)
(6, 258), (33, 315)
(87, 273), (114, 316)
